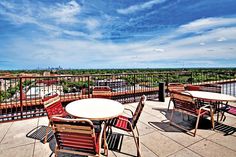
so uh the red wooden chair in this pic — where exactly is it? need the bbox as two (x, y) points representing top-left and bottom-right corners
(42, 93), (68, 144)
(51, 117), (107, 157)
(108, 95), (147, 157)
(185, 85), (201, 91)
(92, 86), (111, 99)
(170, 92), (214, 136)
(167, 83), (185, 110)
(218, 103), (236, 121)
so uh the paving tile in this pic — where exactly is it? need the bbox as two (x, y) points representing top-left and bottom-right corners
(207, 132), (236, 151)
(168, 148), (201, 157)
(162, 125), (203, 147)
(33, 142), (53, 157)
(0, 122), (12, 143)
(0, 143), (34, 157)
(141, 131), (184, 157)
(112, 138), (157, 157)
(188, 139), (236, 157)
(0, 118), (38, 150)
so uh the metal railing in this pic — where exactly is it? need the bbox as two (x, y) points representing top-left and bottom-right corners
(0, 71), (236, 122)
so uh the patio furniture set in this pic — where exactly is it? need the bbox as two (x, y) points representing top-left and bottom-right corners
(168, 84), (236, 136)
(42, 90), (146, 157)
(41, 84), (236, 156)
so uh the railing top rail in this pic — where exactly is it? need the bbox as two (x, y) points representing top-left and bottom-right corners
(0, 70), (235, 80)
(0, 71), (193, 79)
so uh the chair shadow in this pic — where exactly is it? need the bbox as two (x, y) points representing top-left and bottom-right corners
(150, 107), (215, 132)
(26, 125), (54, 143)
(151, 107), (236, 136)
(106, 132), (136, 157)
(214, 122), (236, 136)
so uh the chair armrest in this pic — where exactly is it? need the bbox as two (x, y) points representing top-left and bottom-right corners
(124, 108), (134, 116)
(199, 104), (212, 112)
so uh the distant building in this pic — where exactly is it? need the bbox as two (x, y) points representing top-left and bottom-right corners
(0, 79), (18, 91)
(95, 79), (127, 89)
(43, 71), (51, 76)
(25, 85), (63, 98)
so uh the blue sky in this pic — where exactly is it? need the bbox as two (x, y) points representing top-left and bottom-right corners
(0, 0), (236, 70)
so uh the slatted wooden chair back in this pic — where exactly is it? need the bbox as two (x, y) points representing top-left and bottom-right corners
(42, 94), (64, 119)
(185, 85), (201, 91)
(92, 86), (111, 98)
(132, 95), (147, 128)
(51, 117), (99, 156)
(168, 83), (185, 92)
(172, 93), (197, 114)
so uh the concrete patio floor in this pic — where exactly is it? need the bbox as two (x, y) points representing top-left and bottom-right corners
(1, 98), (236, 157)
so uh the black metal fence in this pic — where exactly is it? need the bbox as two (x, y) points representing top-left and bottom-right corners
(0, 71), (236, 122)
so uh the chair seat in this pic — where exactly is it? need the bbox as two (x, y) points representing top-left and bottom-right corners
(109, 115), (133, 131)
(228, 106), (236, 115)
(220, 105), (236, 116)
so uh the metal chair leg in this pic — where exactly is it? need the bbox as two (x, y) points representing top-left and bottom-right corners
(193, 114), (201, 137)
(167, 98), (172, 111)
(169, 108), (175, 125)
(44, 123), (50, 144)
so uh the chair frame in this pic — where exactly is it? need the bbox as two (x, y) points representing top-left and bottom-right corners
(169, 92), (215, 137)
(51, 117), (107, 157)
(108, 95), (146, 157)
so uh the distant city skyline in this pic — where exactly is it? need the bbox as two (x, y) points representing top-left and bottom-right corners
(0, 0), (236, 70)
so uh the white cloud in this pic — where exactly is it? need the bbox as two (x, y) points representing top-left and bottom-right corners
(217, 37), (226, 42)
(84, 19), (100, 31)
(46, 0), (81, 24)
(153, 48), (165, 52)
(0, 0), (97, 38)
(179, 17), (236, 33)
(0, 1), (15, 9)
(199, 42), (205, 46)
(117, 0), (167, 14)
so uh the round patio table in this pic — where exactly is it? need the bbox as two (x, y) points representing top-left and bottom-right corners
(185, 91), (236, 104)
(65, 98), (124, 120)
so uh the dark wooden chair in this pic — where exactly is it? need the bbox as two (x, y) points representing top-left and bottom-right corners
(51, 117), (107, 157)
(167, 83), (185, 110)
(170, 92), (214, 137)
(42, 93), (68, 144)
(107, 95), (147, 157)
(92, 86), (112, 99)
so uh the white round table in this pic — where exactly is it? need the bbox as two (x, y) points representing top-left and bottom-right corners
(65, 98), (124, 120)
(185, 91), (236, 102)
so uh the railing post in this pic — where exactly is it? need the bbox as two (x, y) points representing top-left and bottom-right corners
(134, 74), (136, 102)
(191, 72), (193, 84)
(88, 76), (90, 98)
(166, 73), (169, 86)
(159, 82), (165, 102)
(20, 77), (23, 118)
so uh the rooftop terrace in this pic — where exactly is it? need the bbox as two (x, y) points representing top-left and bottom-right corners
(1, 97), (236, 157)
